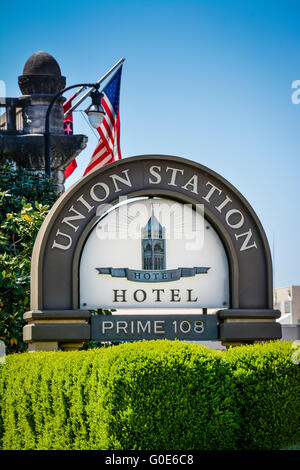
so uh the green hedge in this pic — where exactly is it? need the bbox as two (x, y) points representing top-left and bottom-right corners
(224, 341), (300, 450)
(0, 340), (299, 450)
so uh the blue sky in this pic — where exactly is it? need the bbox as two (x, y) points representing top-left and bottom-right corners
(1, 0), (299, 288)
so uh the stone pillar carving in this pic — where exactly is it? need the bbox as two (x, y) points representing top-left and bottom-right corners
(52, 168), (66, 194)
(20, 95), (65, 135)
(18, 50), (67, 137)
(0, 51), (88, 192)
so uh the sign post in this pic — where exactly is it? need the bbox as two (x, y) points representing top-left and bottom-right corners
(91, 315), (218, 342)
(23, 154), (281, 351)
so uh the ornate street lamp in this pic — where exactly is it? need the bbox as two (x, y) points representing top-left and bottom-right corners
(86, 89), (105, 128)
(44, 83), (105, 177)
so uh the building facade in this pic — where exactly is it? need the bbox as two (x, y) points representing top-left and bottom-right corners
(274, 286), (300, 342)
(274, 285), (300, 324)
(141, 214), (166, 270)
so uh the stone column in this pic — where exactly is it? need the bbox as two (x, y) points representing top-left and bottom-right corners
(20, 95), (65, 135)
(23, 310), (91, 352)
(0, 50), (89, 192)
(218, 309), (281, 348)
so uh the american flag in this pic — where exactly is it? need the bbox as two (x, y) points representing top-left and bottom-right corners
(63, 92), (78, 179)
(83, 65), (122, 175)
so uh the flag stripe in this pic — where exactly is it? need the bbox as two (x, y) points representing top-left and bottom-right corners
(116, 111), (121, 160)
(102, 118), (114, 143)
(63, 96), (77, 179)
(83, 66), (122, 176)
(102, 97), (115, 124)
(84, 152), (113, 174)
(64, 159), (77, 178)
(88, 145), (107, 165)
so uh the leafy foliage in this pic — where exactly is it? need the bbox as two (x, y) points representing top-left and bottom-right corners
(0, 340), (298, 450)
(0, 164), (58, 353)
(224, 340), (300, 450)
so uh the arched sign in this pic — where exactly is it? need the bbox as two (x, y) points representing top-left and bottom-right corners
(79, 198), (230, 309)
(23, 155), (281, 351)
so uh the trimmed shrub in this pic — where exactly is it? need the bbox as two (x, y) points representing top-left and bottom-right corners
(0, 340), (299, 450)
(224, 340), (300, 450)
(85, 341), (239, 450)
(0, 341), (239, 450)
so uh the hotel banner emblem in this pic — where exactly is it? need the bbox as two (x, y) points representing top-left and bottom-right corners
(96, 266), (210, 282)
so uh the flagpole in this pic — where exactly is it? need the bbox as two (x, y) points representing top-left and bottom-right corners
(65, 86), (87, 104)
(64, 57), (125, 119)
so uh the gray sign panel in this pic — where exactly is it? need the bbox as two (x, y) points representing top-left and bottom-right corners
(91, 314), (218, 342)
(23, 154), (281, 351)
